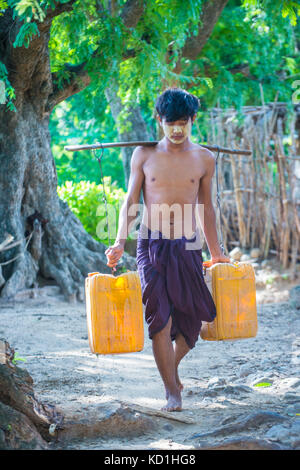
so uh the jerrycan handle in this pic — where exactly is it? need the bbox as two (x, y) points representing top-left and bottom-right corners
(203, 259), (239, 268)
(202, 259), (239, 275)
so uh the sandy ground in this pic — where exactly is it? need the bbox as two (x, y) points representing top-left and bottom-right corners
(0, 270), (299, 450)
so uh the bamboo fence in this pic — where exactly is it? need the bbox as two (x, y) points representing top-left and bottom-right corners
(205, 96), (300, 278)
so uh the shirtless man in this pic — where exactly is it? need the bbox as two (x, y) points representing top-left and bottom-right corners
(105, 88), (230, 411)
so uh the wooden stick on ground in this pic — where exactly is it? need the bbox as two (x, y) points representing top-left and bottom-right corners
(0, 235), (14, 252)
(119, 401), (196, 424)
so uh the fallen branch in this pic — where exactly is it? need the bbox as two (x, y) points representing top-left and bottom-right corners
(0, 235), (14, 252)
(119, 401), (195, 424)
(0, 232), (34, 266)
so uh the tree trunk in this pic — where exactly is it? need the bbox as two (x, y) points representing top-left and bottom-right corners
(105, 83), (155, 189)
(0, 339), (63, 449)
(0, 10), (136, 302)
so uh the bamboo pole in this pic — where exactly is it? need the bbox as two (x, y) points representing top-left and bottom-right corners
(64, 141), (252, 156)
(228, 122), (247, 248)
(274, 128), (290, 268)
(285, 114), (300, 235)
(247, 121), (258, 249)
(290, 231), (299, 280)
(215, 102), (224, 248)
(251, 128), (261, 249)
(259, 89), (278, 258)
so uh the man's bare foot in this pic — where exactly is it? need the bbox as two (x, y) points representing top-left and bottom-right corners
(175, 369), (184, 392)
(166, 372), (183, 399)
(162, 389), (182, 412)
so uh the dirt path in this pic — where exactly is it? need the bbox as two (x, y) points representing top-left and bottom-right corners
(0, 276), (299, 450)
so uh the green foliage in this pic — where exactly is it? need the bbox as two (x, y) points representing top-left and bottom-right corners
(265, 275), (276, 285)
(57, 178), (127, 245)
(11, 0), (45, 21)
(48, 0), (298, 190)
(0, 61), (16, 111)
(0, 0), (8, 15)
(2, 0), (300, 192)
(282, 1), (300, 26)
(13, 21), (40, 47)
(243, 0), (300, 26)
(186, 0), (300, 110)
(50, 95), (126, 189)
(7, 0), (68, 22)
(12, 351), (27, 364)
(115, 0), (207, 115)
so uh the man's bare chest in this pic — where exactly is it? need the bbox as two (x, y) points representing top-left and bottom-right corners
(143, 155), (205, 190)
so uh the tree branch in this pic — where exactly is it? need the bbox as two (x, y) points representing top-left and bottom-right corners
(181, 0), (229, 60)
(122, 0), (229, 73)
(46, 0), (228, 111)
(45, 0), (77, 21)
(46, 0), (146, 110)
(46, 62), (91, 113)
(38, 0), (77, 32)
(121, 0), (144, 28)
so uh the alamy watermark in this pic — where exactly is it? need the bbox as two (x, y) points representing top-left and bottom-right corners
(292, 80), (300, 104)
(0, 79), (5, 104)
(96, 201), (206, 250)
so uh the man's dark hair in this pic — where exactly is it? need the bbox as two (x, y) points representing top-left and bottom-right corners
(155, 88), (200, 122)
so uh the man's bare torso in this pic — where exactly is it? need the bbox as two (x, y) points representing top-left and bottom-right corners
(139, 141), (209, 239)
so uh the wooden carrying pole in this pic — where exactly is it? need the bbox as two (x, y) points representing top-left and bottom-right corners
(64, 141), (252, 156)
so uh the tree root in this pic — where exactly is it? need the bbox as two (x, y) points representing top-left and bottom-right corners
(0, 201), (137, 302)
(0, 339), (63, 449)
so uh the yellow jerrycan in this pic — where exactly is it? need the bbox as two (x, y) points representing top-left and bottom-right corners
(200, 261), (258, 341)
(85, 271), (144, 354)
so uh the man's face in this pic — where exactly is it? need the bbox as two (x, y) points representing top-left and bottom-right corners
(160, 116), (194, 144)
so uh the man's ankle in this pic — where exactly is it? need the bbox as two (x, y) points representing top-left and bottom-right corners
(167, 385), (180, 396)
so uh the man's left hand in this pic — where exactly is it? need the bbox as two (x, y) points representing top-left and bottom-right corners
(210, 253), (231, 265)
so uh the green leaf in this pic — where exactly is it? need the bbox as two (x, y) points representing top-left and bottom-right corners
(254, 382), (272, 387)
(57, 179), (126, 245)
(0, 0), (8, 15)
(12, 352), (27, 364)
(13, 22), (40, 48)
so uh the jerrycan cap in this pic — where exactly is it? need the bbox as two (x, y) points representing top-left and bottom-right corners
(202, 260), (212, 276)
(203, 261), (212, 268)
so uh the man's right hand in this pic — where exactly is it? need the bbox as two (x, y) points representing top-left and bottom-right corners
(105, 242), (125, 270)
